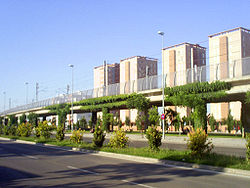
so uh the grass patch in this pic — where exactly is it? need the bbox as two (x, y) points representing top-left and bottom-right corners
(0, 134), (249, 171)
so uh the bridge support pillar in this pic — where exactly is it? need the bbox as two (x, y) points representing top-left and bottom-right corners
(42, 116), (46, 122)
(92, 112), (97, 128)
(241, 102), (250, 135)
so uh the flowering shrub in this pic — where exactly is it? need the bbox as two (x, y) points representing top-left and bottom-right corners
(56, 126), (65, 141)
(8, 125), (17, 136)
(17, 123), (32, 137)
(187, 128), (213, 157)
(70, 129), (84, 144)
(108, 129), (128, 148)
(93, 126), (105, 147)
(36, 121), (51, 139)
(3, 126), (9, 135)
(146, 126), (162, 151)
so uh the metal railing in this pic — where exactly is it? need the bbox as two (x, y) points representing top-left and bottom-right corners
(1, 57), (250, 115)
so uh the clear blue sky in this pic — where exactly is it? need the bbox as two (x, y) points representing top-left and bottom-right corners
(0, 0), (249, 111)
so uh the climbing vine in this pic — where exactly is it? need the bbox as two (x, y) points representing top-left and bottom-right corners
(46, 104), (70, 127)
(165, 81), (231, 130)
(246, 91), (250, 104)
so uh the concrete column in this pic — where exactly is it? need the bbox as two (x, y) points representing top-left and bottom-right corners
(241, 102), (250, 134)
(92, 111), (97, 127)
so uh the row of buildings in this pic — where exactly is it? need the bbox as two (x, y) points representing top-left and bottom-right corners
(93, 27), (250, 123)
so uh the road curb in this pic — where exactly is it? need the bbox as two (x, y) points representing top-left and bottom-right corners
(1, 136), (249, 177)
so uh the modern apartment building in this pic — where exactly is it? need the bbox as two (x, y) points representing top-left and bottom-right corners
(209, 27), (250, 121)
(162, 43), (206, 117)
(120, 56), (158, 122)
(94, 61), (120, 88)
(93, 61), (120, 118)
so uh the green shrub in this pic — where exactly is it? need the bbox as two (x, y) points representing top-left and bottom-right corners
(187, 128), (213, 157)
(27, 112), (38, 127)
(0, 124), (3, 135)
(3, 126), (9, 135)
(37, 121), (51, 139)
(246, 133), (250, 164)
(8, 125), (17, 136)
(108, 129), (128, 148)
(146, 126), (162, 151)
(109, 113), (114, 131)
(75, 116), (88, 130)
(17, 123), (32, 137)
(135, 115), (142, 130)
(56, 126), (65, 141)
(19, 113), (26, 124)
(102, 108), (110, 132)
(148, 106), (160, 126)
(209, 114), (216, 132)
(226, 110), (234, 133)
(93, 126), (105, 147)
(70, 129), (84, 144)
(125, 116), (130, 127)
(96, 116), (102, 128)
(88, 119), (93, 129)
(35, 126), (40, 137)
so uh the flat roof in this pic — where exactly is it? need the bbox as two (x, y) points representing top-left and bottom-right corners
(163, 42), (206, 50)
(120, 56), (158, 62)
(208, 27), (250, 38)
(94, 62), (119, 69)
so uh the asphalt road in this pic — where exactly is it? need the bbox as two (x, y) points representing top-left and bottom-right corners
(0, 140), (249, 188)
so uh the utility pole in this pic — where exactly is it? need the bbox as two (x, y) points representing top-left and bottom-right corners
(36, 82), (39, 102)
(67, 84), (70, 95)
(68, 64), (74, 131)
(146, 65), (149, 89)
(158, 30), (165, 139)
(3, 92), (6, 112)
(25, 82), (29, 104)
(9, 98), (11, 109)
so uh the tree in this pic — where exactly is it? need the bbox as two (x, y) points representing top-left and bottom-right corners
(165, 81), (231, 133)
(226, 110), (234, 133)
(208, 114), (216, 132)
(125, 116), (130, 127)
(109, 113), (114, 131)
(47, 104), (70, 128)
(127, 94), (150, 112)
(19, 113), (26, 124)
(8, 115), (17, 126)
(127, 94), (150, 130)
(27, 112), (38, 127)
(148, 106), (160, 126)
(102, 108), (110, 132)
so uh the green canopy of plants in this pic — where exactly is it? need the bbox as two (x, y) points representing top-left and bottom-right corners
(165, 81), (231, 130)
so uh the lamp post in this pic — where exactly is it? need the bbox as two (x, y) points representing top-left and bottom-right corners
(158, 30), (165, 139)
(68, 64), (74, 132)
(3, 91), (6, 113)
(25, 82), (29, 104)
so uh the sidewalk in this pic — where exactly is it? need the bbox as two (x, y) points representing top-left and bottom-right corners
(66, 132), (247, 149)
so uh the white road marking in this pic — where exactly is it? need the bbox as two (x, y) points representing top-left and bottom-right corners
(5, 139), (249, 179)
(22, 154), (38, 160)
(122, 180), (156, 188)
(67, 165), (99, 175)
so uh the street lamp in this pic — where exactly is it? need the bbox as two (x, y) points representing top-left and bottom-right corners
(158, 30), (165, 139)
(68, 64), (74, 132)
(25, 82), (29, 104)
(3, 91), (6, 112)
